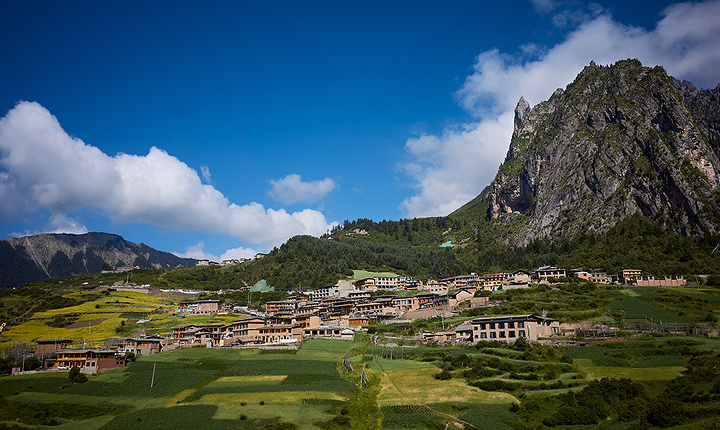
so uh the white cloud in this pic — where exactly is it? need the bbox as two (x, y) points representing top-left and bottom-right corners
(400, 0), (720, 218)
(174, 242), (214, 260)
(173, 241), (258, 262)
(530, 0), (556, 14)
(219, 245), (258, 261)
(48, 214), (89, 235)
(400, 116), (512, 217)
(200, 164), (212, 183)
(0, 101), (336, 248)
(268, 174), (336, 205)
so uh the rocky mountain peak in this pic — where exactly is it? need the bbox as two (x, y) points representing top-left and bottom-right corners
(484, 59), (720, 245)
(513, 96), (531, 136)
(1, 232), (196, 288)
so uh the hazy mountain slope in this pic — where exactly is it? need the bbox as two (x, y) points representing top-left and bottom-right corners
(0, 232), (196, 288)
(482, 59), (720, 245)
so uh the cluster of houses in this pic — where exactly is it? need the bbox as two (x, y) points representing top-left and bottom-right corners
(536, 267), (686, 286)
(23, 266), (683, 374)
(197, 253), (268, 267)
(33, 336), (164, 373)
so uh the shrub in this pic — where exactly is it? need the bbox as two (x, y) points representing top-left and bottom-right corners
(260, 423), (298, 430)
(471, 380), (521, 392)
(434, 370), (452, 380)
(68, 367), (88, 383)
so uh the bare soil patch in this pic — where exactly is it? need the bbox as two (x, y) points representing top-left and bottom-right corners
(66, 319), (106, 329)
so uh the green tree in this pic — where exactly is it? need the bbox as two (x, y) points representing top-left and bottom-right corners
(68, 366), (88, 383)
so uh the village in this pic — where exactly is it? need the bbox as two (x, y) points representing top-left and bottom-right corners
(17, 265), (688, 376)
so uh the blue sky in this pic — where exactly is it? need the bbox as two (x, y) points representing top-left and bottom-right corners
(1, 0), (719, 261)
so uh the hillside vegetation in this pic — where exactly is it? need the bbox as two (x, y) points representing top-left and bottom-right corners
(18, 214), (720, 294)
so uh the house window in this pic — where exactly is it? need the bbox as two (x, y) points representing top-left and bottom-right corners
(498, 322), (505, 329)
(489, 332), (496, 339)
(480, 332), (487, 339)
(489, 323), (495, 329)
(519, 330), (525, 337)
(474, 326), (478, 331)
(499, 331), (506, 338)
(508, 322), (515, 329)
(480, 323), (486, 330)
(517, 321), (524, 328)
(509, 331), (515, 338)
(474, 334), (479, 340)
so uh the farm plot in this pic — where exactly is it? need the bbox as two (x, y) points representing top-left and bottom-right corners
(363, 352), (516, 430)
(0, 339), (357, 430)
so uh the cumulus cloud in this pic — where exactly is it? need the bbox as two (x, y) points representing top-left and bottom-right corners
(400, 0), (720, 218)
(0, 101), (335, 248)
(48, 214), (89, 235)
(268, 174), (336, 205)
(173, 241), (258, 262)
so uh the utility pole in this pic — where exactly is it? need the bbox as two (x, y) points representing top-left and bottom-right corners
(151, 362), (156, 388)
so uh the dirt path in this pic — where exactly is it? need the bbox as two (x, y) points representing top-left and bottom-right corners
(373, 354), (480, 430)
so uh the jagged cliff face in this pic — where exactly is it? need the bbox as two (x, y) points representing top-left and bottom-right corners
(0, 232), (196, 288)
(486, 59), (720, 245)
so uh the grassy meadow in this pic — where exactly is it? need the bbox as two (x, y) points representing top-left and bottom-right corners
(351, 270), (401, 280)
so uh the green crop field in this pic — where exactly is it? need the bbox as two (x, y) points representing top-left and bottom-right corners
(0, 289), (239, 348)
(3, 281), (720, 428)
(3, 333), (720, 428)
(0, 339), (359, 429)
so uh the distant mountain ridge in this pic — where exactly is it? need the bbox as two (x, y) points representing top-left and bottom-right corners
(0, 232), (196, 288)
(478, 59), (720, 245)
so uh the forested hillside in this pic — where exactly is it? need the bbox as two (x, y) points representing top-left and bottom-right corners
(25, 215), (720, 292)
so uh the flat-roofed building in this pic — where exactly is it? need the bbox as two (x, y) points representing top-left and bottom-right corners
(374, 276), (406, 289)
(354, 278), (376, 291)
(392, 296), (419, 312)
(35, 339), (72, 356)
(303, 326), (343, 339)
(470, 314), (559, 342)
(416, 293), (447, 308)
(124, 336), (163, 356)
(481, 273), (509, 291)
(535, 266), (566, 281)
(265, 300), (297, 315)
(47, 349), (126, 372)
(349, 314), (369, 327)
(441, 274), (481, 289)
(618, 269), (643, 284)
(176, 300), (221, 314)
(257, 324), (302, 343)
(309, 285), (338, 300)
(231, 318), (266, 340)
